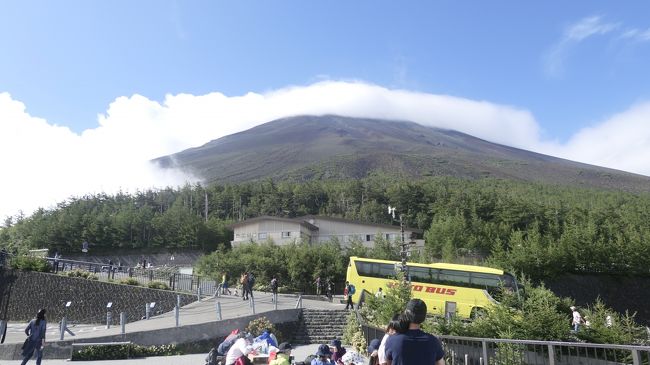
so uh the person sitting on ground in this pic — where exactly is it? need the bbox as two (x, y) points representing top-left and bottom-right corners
(330, 339), (346, 364)
(341, 351), (365, 365)
(378, 314), (408, 365)
(311, 344), (336, 365)
(384, 299), (445, 365)
(269, 342), (292, 365)
(225, 333), (256, 365)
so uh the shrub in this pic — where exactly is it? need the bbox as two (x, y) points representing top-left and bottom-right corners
(147, 281), (170, 290)
(342, 312), (367, 353)
(72, 343), (182, 360)
(246, 316), (281, 340)
(63, 269), (98, 280)
(120, 278), (141, 286)
(9, 256), (51, 272)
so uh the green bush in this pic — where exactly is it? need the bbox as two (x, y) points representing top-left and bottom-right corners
(9, 256), (51, 272)
(246, 316), (281, 341)
(62, 269), (98, 280)
(342, 312), (367, 353)
(147, 281), (170, 290)
(72, 343), (182, 361)
(120, 278), (141, 286)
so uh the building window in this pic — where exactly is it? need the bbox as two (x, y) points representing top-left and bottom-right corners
(258, 233), (267, 240)
(282, 231), (291, 238)
(366, 234), (374, 242)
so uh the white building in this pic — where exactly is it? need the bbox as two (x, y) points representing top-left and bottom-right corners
(230, 215), (424, 251)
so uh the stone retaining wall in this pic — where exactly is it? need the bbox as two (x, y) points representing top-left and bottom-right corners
(2, 270), (195, 324)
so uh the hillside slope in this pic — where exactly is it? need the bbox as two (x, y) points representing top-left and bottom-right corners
(154, 115), (650, 193)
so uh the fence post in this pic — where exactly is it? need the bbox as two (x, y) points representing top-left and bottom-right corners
(482, 341), (489, 365)
(120, 312), (126, 338)
(217, 301), (222, 321)
(632, 349), (640, 365)
(59, 317), (67, 340)
(547, 344), (555, 365)
(197, 286), (202, 302)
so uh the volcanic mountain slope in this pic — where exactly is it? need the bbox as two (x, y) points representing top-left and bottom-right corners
(154, 115), (650, 193)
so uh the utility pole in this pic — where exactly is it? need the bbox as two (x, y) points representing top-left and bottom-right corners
(388, 206), (411, 279)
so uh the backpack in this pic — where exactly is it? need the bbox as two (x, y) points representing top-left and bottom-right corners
(348, 284), (356, 295)
(271, 278), (278, 290)
(217, 336), (237, 355)
(205, 347), (223, 365)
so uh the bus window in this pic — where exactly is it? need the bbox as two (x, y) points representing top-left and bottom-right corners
(355, 261), (396, 279)
(408, 266), (435, 284)
(500, 273), (517, 291)
(439, 269), (470, 286)
(470, 272), (501, 288)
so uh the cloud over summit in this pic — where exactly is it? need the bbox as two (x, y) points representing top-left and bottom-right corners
(1, 81), (649, 220)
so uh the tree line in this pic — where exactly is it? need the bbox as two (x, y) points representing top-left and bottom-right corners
(3, 174), (650, 279)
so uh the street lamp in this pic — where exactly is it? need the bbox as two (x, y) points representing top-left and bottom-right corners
(388, 206), (409, 277)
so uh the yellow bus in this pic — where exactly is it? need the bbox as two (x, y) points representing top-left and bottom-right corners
(346, 256), (519, 319)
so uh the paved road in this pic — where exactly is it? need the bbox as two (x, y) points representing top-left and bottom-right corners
(3, 291), (350, 344)
(1, 344), (366, 364)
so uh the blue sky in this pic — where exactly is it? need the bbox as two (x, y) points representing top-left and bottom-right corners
(2, 1), (650, 218)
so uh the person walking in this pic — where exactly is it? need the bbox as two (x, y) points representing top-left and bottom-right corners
(344, 281), (354, 310)
(21, 309), (47, 365)
(247, 272), (256, 300)
(270, 276), (279, 302)
(326, 278), (333, 302)
(222, 272), (231, 295)
(571, 306), (582, 332)
(384, 299), (445, 365)
(314, 276), (322, 296)
(241, 272), (249, 300)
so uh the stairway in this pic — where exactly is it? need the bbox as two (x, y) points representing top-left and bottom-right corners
(293, 309), (350, 345)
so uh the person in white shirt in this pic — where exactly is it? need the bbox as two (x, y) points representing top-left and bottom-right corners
(378, 314), (407, 365)
(570, 306), (582, 332)
(225, 335), (254, 365)
(375, 288), (384, 299)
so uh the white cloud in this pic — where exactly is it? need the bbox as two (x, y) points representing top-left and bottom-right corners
(543, 102), (650, 175)
(1, 81), (650, 221)
(545, 16), (618, 77)
(621, 28), (650, 42)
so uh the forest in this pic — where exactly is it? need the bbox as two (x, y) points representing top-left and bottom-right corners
(2, 174), (650, 280)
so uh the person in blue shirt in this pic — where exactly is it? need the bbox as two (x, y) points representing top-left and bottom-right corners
(21, 309), (47, 365)
(384, 299), (445, 365)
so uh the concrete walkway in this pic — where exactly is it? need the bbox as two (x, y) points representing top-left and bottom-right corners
(1, 344), (365, 365)
(2, 291), (350, 344)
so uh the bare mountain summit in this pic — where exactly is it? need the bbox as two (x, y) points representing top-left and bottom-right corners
(154, 115), (650, 193)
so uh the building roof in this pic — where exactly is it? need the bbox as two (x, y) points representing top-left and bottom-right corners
(230, 214), (422, 235)
(229, 215), (319, 231)
(298, 215), (423, 234)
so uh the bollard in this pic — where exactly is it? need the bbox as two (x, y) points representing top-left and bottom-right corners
(106, 311), (112, 329)
(60, 317), (67, 340)
(145, 303), (150, 320)
(465, 354), (469, 365)
(175, 304), (179, 328)
(175, 295), (180, 327)
(295, 294), (302, 309)
(120, 312), (126, 337)
(274, 293), (278, 310)
(197, 286), (202, 302)
(217, 301), (222, 321)
(0, 319), (6, 344)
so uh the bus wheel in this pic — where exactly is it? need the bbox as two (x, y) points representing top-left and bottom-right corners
(470, 307), (487, 319)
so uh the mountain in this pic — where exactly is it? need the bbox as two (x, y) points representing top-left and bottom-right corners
(153, 115), (650, 193)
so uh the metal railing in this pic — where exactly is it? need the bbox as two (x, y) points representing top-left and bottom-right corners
(46, 257), (217, 294)
(358, 321), (650, 365)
